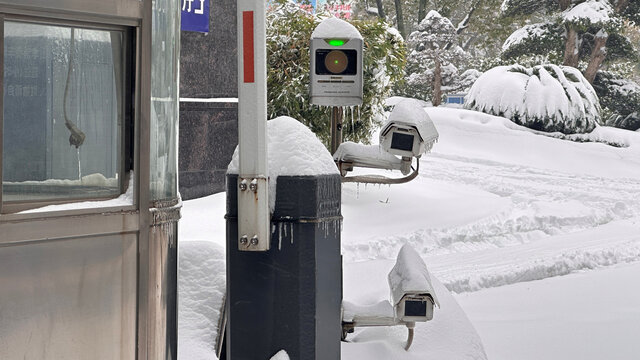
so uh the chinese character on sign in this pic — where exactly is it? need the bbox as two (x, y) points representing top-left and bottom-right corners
(181, 0), (209, 33)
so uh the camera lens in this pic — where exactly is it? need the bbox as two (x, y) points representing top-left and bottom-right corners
(324, 50), (348, 74)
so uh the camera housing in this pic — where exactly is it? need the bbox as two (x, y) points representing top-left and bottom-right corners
(388, 244), (440, 323)
(310, 18), (363, 106)
(380, 99), (439, 159)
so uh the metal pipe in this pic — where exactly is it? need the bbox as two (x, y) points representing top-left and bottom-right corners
(405, 325), (415, 351)
(341, 159), (420, 185)
(330, 106), (343, 155)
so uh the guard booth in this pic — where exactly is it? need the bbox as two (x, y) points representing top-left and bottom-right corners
(0, 1), (180, 359)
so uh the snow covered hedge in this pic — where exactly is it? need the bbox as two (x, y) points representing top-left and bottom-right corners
(266, 0), (405, 146)
(465, 64), (602, 134)
(594, 71), (640, 131)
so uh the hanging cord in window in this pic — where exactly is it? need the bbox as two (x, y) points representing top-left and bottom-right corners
(64, 27), (86, 148)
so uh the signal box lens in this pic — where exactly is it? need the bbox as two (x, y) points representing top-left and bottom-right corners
(324, 50), (348, 74)
(315, 49), (357, 75)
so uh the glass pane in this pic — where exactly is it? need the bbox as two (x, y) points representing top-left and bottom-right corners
(3, 22), (124, 203)
(150, 0), (180, 201)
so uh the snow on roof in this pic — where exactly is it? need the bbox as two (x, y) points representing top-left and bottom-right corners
(227, 116), (339, 211)
(563, 0), (615, 27)
(388, 244), (440, 307)
(311, 17), (362, 40)
(502, 23), (551, 53)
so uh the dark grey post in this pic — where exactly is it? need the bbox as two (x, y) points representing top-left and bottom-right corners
(226, 174), (343, 360)
(179, 0), (238, 199)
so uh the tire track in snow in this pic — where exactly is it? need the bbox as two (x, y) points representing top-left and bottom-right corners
(342, 152), (640, 291)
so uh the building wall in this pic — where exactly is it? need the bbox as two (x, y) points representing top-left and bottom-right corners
(179, 0), (238, 200)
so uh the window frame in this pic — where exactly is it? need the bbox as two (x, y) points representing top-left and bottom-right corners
(0, 11), (138, 215)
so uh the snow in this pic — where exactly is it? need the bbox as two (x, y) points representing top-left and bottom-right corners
(563, 0), (614, 27)
(227, 116), (339, 211)
(333, 142), (402, 169)
(502, 23), (551, 52)
(457, 262), (640, 360)
(269, 350), (290, 360)
(179, 105), (640, 360)
(465, 64), (601, 133)
(343, 300), (394, 323)
(178, 241), (225, 360)
(7, 172), (118, 187)
(18, 173), (133, 214)
(311, 17), (362, 40)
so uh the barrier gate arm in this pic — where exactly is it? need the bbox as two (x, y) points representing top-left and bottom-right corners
(236, 0), (270, 251)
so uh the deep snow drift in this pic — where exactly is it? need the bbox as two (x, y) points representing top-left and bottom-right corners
(178, 106), (640, 360)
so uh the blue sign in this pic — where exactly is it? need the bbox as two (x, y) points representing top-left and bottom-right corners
(181, 0), (209, 33)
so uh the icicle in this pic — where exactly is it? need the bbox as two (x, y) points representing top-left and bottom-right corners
(77, 148), (82, 181)
(290, 223), (294, 244)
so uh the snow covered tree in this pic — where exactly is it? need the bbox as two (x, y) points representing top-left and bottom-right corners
(404, 10), (469, 105)
(500, 0), (638, 84)
(465, 64), (602, 134)
(594, 70), (640, 130)
(500, 0), (640, 130)
(266, 0), (406, 146)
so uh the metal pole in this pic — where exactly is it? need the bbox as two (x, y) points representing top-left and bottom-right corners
(236, 0), (270, 251)
(330, 106), (343, 155)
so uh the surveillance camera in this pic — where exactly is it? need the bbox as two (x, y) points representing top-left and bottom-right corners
(380, 99), (439, 159)
(388, 244), (440, 322)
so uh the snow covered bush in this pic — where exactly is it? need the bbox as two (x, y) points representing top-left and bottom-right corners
(465, 64), (602, 134)
(266, 0), (405, 146)
(402, 10), (470, 106)
(594, 71), (640, 131)
(501, 22), (564, 63)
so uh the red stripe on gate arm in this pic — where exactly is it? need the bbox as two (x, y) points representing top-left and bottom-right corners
(242, 11), (255, 83)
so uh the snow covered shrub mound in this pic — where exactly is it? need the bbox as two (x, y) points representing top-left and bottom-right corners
(465, 64), (602, 134)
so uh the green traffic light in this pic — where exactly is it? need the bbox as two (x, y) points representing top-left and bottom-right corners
(328, 39), (345, 46)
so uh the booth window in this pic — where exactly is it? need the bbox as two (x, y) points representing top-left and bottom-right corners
(1, 20), (132, 213)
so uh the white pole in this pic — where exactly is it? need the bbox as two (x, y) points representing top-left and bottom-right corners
(236, 0), (270, 251)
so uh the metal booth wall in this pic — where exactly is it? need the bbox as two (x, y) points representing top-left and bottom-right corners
(0, 1), (180, 359)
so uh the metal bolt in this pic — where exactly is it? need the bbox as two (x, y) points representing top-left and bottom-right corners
(249, 179), (258, 192)
(239, 179), (248, 191)
(240, 235), (249, 245)
(250, 236), (259, 246)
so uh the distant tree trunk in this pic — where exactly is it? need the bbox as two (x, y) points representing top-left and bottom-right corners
(563, 26), (580, 67)
(418, 0), (427, 24)
(614, 0), (629, 12)
(394, 0), (406, 39)
(433, 54), (443, 106)
(375, 0), (386, 19)
(584, 29), (608, 84)
(558, 0), (571, 11)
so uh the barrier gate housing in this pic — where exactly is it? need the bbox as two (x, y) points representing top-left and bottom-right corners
(0, 1), (180, 359)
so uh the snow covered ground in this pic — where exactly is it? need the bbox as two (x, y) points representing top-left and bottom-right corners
(178, 106), (640, 359)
